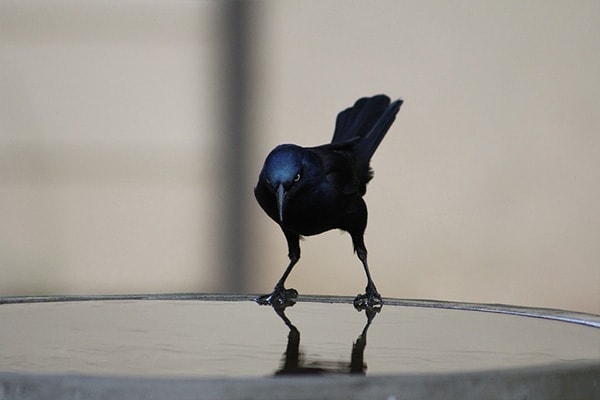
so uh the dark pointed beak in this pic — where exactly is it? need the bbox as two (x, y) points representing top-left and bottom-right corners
(276, 184), (285, 222)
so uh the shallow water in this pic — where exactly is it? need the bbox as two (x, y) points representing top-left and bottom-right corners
(1, 298), (599, 378)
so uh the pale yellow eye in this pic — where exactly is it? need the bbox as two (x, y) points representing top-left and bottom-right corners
(293, 173), (301, 182)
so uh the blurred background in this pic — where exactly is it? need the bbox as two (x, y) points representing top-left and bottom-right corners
(1, 1), (598, 314)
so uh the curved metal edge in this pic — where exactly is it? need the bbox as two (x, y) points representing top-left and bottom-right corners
(1, 293), (599, 329)
(389, 298), (600, 329)
(0, 361), (599, 400)
(0, 293), (256, 305)
(301, 295), (600, 329)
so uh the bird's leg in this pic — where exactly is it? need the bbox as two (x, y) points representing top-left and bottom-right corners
(256, 229), (300, 309)
(256, 256), (299, 309)
(351, 237), (383, 311)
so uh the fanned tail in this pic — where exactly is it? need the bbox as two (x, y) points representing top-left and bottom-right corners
(355, 98), (403, 167)
(331, 95), (403, 167)
(331, 95), (392, 144)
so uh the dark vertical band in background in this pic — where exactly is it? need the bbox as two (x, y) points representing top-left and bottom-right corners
(220, 0), (254, 292)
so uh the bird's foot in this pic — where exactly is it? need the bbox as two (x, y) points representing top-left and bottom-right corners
(353, 288), (383, 312)
(256, 286), (298, 310)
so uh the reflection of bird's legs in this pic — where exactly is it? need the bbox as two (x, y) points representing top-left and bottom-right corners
(350, 308), (378, 374)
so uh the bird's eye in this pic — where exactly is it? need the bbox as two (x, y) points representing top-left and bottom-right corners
(293, 173), (301, 182)
(265, 178), (271, 185)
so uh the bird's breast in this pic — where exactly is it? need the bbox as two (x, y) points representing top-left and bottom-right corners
(280, 186), (349, 236)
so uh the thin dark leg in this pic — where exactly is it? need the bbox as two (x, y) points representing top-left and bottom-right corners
(274, 253), (299, 290)
(351, 235), (383, 311)
(256, 229), (300, 309)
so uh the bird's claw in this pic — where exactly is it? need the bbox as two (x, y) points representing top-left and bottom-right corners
(256, 287), (298, 309)
(353, 291), (383, 312)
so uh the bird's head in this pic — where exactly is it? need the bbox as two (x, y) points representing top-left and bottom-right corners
(259, 144), (308, 222)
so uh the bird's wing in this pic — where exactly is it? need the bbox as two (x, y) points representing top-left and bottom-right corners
(311, 146), (362, 196)
(254, 180), (280, 224)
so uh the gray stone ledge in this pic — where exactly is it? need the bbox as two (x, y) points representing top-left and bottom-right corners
(1, 362), (599, 400)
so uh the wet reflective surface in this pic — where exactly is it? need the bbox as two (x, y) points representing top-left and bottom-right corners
(1, 296), (599, 378)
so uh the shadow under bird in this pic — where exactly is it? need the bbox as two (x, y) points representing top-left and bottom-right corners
(255, 94), (403, 311)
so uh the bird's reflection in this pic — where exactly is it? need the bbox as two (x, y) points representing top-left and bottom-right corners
(270, 303), (379, 375)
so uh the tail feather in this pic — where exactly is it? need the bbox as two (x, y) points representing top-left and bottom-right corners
(331, 95), (392, 144)
(332, 95), (403, 167)
(355, 98), (403, 167)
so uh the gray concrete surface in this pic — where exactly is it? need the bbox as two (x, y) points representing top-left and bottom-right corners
(1, 362), (599, 400)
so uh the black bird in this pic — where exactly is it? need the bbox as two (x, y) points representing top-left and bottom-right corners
(255, 95), (403, 310)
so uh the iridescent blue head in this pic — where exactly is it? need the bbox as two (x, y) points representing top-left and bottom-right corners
(263, 145), (303, 186)
(260, 144), (305, 222)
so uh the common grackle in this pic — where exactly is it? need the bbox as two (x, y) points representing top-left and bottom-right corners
(255, 95), (403, 311)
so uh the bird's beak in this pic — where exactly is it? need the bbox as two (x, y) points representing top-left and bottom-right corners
(276, 184), (285, 222)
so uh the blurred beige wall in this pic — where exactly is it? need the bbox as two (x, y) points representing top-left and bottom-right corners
(0, 1), (223, 294)
(1, 1), (598, 314)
